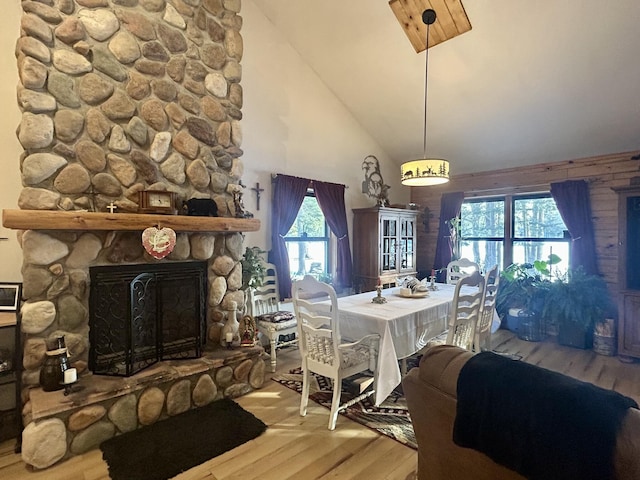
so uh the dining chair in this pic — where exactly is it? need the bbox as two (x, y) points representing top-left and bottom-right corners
(444, 270), (485, 351)
(446, 258), (480, 285)
(475, 264), (500, 352)
(292, 275), (380, 430)
(249, 263), (297, 372)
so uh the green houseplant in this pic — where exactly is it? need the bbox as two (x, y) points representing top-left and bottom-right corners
(541, 267), (614, 349)
(495, 255), (561, 331)
(241, 246), (267, 312)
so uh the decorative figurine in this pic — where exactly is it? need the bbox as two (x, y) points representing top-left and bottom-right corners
(240, 315), (257, 347)
(429, 269), (439, 290)
(372, 278), (387, 304)
(182, 198), (218, 217)
(361, 155), (391, 207)
(229, 184), (254, 218)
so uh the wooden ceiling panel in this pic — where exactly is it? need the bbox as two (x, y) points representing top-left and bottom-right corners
(389, 0), (472, 53)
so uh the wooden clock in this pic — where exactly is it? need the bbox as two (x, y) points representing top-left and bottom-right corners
(138, 190), (177, 215)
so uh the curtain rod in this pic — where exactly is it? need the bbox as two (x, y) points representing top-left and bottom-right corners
(270, 173), (348, 188)
(464, 178), (598, 198)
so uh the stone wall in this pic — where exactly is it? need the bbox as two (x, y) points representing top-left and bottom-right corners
(16, 0), (250, 388)
(13, 0), (269, 469)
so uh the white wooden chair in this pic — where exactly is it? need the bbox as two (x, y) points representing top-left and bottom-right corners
(475, 265), (500, 352)
(249, 263), (297, 372)
(292, 275), (380, 430)
(444, 270), (485, 351)
(446, 258), (480, 285)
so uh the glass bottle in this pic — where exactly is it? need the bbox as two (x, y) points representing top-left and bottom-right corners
(39, 336), (70, 392)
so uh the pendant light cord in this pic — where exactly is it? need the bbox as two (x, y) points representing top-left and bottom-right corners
(422, 22), (430, 159)
(421, 9), (436, 159)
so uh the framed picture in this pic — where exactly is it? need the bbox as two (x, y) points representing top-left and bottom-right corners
(0, 283), (20, 311)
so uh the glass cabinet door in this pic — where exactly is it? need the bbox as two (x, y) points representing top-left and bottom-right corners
(399, 216), (416, 272)
(380, 216), (397, 273)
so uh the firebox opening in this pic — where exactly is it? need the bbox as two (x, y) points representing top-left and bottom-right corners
(89, 261), (207, 377)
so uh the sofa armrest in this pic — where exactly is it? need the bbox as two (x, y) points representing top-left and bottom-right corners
(403, 347), (525, 480)
(407, 345), (640, 480)
(416, 345), (474, 398)
(615, 407), (640, 480)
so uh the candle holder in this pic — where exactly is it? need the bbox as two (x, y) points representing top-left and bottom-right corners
(428, 276), (439, 291)
(62, 380), (82, 396)
(372, 285), (387, 304)
(61, 367), (82, 395)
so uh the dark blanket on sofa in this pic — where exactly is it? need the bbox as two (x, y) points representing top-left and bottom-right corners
(453, 351), (638, 480)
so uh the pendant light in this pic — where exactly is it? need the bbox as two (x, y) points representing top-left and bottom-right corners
(401, 9), (450, 186)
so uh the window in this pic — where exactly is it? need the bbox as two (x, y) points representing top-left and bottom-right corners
(460, 194), (570, 274)
(460, 198), (505, 273)
(511, 195), (570, 274)
(284, 193), (331, 281)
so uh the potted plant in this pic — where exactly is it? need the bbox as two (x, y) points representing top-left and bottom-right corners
(495, 255), (560, 338)
(541, 267), (614, 349)
(241, 246), (267, 312)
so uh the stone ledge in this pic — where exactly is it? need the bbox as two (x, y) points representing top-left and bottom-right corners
(21, 347), (266, 469)
(28, 346), (264, 420)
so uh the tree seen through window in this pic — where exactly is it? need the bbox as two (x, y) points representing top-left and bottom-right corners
(284, 194), (330, 280)
(460, 194), (570, 274)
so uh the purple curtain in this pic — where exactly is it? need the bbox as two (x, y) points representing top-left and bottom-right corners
(269, 175), (309, 300)
(432, 191), (465, 282)
(314, 181), (353, 289)
(550, 180), (599, 275)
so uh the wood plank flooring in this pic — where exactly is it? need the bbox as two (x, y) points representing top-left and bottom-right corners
(1, 330), (639, 480)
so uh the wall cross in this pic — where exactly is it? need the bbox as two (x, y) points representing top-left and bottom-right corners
(251, 182), (265, 211)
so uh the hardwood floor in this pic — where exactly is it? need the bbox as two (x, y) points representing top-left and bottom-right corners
(1, 330), (639, 480)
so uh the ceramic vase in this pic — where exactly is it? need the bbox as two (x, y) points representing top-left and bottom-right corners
(220, 301), (240, 347)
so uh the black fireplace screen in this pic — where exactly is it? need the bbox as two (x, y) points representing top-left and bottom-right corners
(89, 261), (207, 376)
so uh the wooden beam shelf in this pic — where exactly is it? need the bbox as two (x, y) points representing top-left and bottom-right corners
(2, 209), (260, 233)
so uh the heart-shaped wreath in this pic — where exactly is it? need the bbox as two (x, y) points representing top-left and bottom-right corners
(141, 226), (177, 259)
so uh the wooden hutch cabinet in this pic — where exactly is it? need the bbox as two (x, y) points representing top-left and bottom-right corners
(352, 206), (418, 292)
(613, 184), (640, 359)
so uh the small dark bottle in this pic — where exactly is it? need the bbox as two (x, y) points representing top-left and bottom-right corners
(39, 336), (70, 392)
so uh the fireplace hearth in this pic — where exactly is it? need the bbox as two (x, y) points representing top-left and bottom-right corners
(89, 261), (207, 377)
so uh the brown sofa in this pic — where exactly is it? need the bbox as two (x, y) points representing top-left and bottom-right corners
(402, 345), (640, 480)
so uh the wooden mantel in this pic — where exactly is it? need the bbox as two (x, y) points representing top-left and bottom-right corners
(2, 209), (260, 233)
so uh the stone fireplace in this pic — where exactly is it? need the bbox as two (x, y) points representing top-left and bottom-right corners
(89, 261), (207, 376)
(8, 0), (266, 469)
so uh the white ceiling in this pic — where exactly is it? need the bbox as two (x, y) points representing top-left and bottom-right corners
(251, 0), (640, 175)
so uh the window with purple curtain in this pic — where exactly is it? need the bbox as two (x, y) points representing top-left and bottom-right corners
(550, 180), (599, 276)
(433, 191), (465, 282)
(269, 175), (309, 300)
(314, 181), (353, 290)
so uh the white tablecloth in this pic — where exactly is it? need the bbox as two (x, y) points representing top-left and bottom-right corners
(335, 284), (459, 405)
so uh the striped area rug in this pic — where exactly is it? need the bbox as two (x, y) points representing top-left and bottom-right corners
(273, 368), (416, 449)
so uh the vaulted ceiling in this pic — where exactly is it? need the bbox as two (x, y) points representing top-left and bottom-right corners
(251, 0), (640, 175)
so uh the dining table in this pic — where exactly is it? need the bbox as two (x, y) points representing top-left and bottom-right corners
(334, 283), (461, 405)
